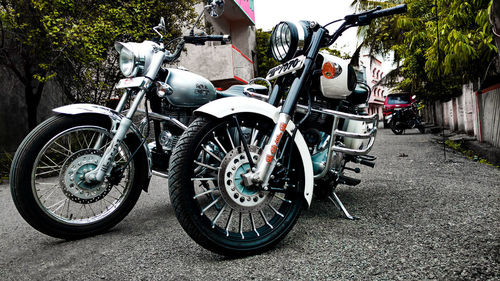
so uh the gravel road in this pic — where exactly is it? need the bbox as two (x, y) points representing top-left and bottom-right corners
(1, 128), (498, 280)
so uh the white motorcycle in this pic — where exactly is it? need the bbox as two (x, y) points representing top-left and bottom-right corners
(9, 0), (268, 239)
(168, 4), (408, 256)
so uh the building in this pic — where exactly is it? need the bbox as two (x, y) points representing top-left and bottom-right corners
(359, 54), (389, 121)
(176, 0), (257, 89)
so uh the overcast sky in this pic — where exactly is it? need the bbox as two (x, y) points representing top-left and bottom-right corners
(254, 0), (359, 54)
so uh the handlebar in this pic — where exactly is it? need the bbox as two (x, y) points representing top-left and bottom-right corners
(183, 34), (231, 45)
(163, 34), (230, 62)
(345, 4), (407, 26)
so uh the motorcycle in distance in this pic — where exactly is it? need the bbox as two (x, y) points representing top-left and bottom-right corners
(9, 0), (267, 239)
(387, 98), (425, 135)
(168, 4), (408, 256)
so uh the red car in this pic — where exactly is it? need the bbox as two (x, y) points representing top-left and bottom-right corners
(383, 93), (413, 127)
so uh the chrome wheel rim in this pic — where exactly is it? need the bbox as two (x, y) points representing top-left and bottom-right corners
(190, 117), (300, 240)
(32, 126), (134, 225)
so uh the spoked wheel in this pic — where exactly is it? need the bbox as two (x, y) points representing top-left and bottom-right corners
(390, 121), (404, 135)
(10, 114), (143, 239)
(169, 114), (304, 256)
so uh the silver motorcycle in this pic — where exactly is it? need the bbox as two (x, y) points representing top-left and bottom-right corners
(168, 4), (407, 256)
(9, 0), (265, 239)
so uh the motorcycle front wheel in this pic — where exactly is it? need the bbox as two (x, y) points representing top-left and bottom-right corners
(169, 114), (304, 256)
(390, 121), (404, 135)
(10, 114), (143, 239)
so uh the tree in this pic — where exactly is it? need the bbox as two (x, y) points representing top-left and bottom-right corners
(351, 0), (497, 102)
(255, 28), (279, 78)
(0, 0), (198, 129)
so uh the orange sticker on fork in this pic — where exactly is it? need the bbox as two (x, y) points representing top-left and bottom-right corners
(265, 122), (288, 163)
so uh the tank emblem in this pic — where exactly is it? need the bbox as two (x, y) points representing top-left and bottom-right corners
(195, 83), (210, 96)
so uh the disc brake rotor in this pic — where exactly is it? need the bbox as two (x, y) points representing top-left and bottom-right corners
(218, 145), (272, 212)
(59, 149), (112, 204)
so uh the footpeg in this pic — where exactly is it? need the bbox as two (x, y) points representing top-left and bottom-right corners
(338, 174), (361, 186)
(328, 192), (359, 220)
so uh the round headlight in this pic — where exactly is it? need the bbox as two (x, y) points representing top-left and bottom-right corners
(119, 47), (136, 77)
(269, 21), (310, 63)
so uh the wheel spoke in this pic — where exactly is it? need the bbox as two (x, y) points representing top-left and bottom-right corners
(269, 204), (284, 217)
(275, 194), (292, 204)
(202, 145), (222, 162)
(250, 127), (259, 145)
(191, 177), (217, 181)
(193, 187), (219, 199)
(213, 133), (228, 154)
(53, 140), (72, 155)
(225, 208), (233, 236)
(201, 196), (222, 215)
(194, 160), (219, 171)
(211, 203), (226, 228)
(259, 210), (274, 229)
(40, 186), (58, 202)
(47, 198), (67, 212)
(249, 212), (259, 236)
(238, 212), (245, 239)
(226, 126), (235, 149)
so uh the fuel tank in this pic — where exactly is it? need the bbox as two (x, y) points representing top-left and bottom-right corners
(164, 68), (217, 107)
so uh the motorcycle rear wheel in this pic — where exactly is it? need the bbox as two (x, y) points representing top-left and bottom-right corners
(10, 114), (143, 239)
(169, 115), (304, 256)
(390, 121), (404, 135)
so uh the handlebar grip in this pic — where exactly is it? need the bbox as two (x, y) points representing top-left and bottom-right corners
(206, 35), (231, 42)
(370, 4), (407, 19)
(183, 35), (231, 45)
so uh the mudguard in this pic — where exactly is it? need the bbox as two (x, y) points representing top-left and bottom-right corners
(53, 104), (152, 191)
(194, 97), (314, 207)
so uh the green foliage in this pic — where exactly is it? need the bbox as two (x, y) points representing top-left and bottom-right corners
(352, 0), (497, 102)
(255, 28), (279, 78)
(0, 0), (198, 127)
(445, 139), (499, 167)
(321, 48), (352, 59)
(0, 152), (13, 182)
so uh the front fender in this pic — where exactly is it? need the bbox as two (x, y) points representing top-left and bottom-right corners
(53, 104), (152, 191)
(195, 97), (314, 207)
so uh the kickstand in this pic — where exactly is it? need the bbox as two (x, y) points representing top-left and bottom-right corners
(328, 192), (359, 220)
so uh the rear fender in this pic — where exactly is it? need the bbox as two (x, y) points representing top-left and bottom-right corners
(53, 104), (152, 192)
(194, 97), (314, 207)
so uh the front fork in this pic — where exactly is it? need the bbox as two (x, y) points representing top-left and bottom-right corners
(85, 80), (152, 183)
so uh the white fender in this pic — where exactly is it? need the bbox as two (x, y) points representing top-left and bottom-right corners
(195, 96), (314, 207)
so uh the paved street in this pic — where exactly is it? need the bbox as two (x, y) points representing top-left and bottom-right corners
(1, 128), (499, 280)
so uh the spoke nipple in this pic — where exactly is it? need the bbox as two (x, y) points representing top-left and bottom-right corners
(263, 186), (268, 191)
(246, 197), (251, 201)
(231, 187), (235, 191)
(251, 167), (256, 172)
(270, 175), (275, 180)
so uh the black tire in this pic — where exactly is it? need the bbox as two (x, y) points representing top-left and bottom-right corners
(10, 114), (143, 239)
(390, 121), (404, 135)
(169, 115), (304, 257)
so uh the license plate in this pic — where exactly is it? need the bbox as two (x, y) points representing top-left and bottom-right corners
(115, 77), (145, 89)
(266, 55), (306, 80)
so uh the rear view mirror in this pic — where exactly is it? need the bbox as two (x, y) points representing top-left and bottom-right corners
(208, 0), (224, 18)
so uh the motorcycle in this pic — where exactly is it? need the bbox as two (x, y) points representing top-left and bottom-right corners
(387, 102), (425, 135)
(9, 0), (267, 239)
(168, 4), (408, 256)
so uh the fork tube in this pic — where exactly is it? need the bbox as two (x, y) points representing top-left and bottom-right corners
(115, 90), (130, 113)
(86, 84), (149, 183)
(281, 28), (326, 115)
(247, 28), (327, 185)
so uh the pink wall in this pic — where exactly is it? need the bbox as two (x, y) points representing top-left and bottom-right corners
(234, 0), (255, 23)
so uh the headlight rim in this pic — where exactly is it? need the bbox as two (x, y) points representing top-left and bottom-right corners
(119, 47), (138, 78)
(269, 21), (310, 63)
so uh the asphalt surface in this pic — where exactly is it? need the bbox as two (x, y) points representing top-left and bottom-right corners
(1, 128), (499, 280)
